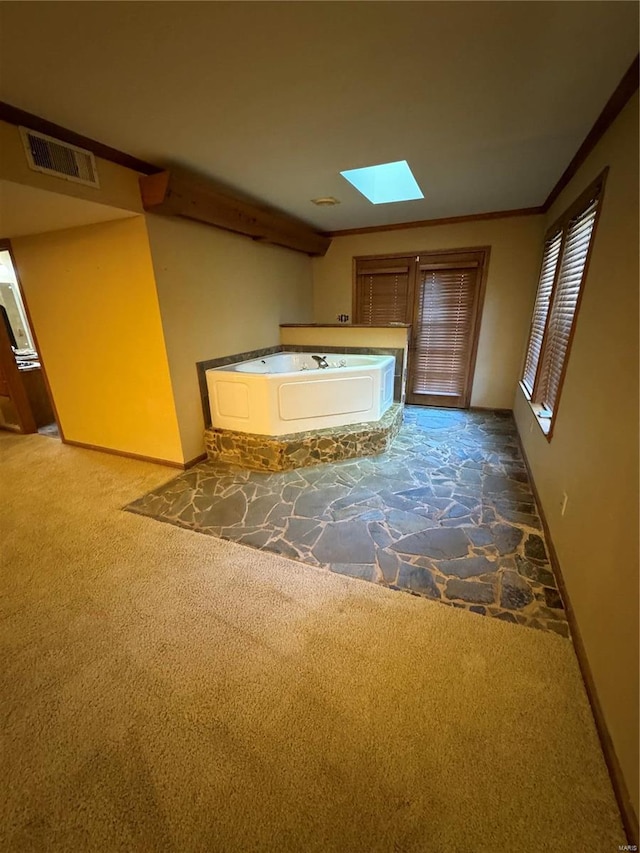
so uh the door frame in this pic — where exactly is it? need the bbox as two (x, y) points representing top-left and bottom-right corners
(407, 247), (491, 408)
(352, 246), (491, 409)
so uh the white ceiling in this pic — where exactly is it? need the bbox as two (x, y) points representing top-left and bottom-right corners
(0, 2), (637, 231)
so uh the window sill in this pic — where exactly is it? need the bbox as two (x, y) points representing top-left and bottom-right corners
(519, 382), (552, 438)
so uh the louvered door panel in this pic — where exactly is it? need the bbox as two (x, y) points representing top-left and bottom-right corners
(408, 266), (479, 407)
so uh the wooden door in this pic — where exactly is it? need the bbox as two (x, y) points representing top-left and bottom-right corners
(352, 247), (489, 409)
(407, 251), (487, 408)
(0, 308), (37, 433)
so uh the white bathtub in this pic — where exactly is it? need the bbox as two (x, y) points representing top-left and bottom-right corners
(206, 352), (395, 435)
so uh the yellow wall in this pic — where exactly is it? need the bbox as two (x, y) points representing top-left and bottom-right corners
(514, 93), (639, 814)
(0, 120), (143, 213)
(11, 217), (183, 463)
(312, 215), (544, 409)
(145, 214), (314, 461)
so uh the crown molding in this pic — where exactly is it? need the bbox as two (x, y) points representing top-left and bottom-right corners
(326, 207), (542, 238)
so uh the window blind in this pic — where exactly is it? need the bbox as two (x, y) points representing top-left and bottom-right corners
(537, 198), (598, 413)
(411, 267), (477, 396)
(522, 232), (562, 395)
(354, 258), (410, 324)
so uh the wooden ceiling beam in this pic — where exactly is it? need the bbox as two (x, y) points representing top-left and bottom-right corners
(140, 169), (330, 257)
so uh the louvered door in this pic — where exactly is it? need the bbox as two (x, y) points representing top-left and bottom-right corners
(407, 261), (483, 408)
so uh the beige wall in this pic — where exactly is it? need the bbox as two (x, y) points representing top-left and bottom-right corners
(280, 325), (409, 351)
(514, 93), (639, 814)
(0, 120), (143, 213)
(12, 217), (183, 463)
(145, 215), (314, 461)
(312, 215), (544, 409)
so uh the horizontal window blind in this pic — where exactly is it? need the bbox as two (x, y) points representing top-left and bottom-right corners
(354, 258), (410, 324)
(537, 198), (598, 413)
(412, 267), (477, 396)
(522, 232), (562, 395)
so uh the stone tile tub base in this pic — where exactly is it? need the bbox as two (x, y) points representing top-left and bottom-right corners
(205, 404), (404, 471)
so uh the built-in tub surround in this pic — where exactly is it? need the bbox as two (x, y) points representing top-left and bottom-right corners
(196, 344), (404, 431)
(205, 403), (403, 471)
(206, 352), (394, 436)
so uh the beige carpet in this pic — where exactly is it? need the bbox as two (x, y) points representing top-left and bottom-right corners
(0, 432), (625, 852)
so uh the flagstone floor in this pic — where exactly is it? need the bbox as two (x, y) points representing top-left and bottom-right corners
(127, 406), (569, 636)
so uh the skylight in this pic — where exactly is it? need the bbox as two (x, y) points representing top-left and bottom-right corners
(340, 160), (424, 204)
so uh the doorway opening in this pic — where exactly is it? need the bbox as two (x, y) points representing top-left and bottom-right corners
(0, 242), (59, 438)
(353, 247), (490, 408)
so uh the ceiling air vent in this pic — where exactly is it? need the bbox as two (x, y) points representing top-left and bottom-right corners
(19, 127), (100, 188)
